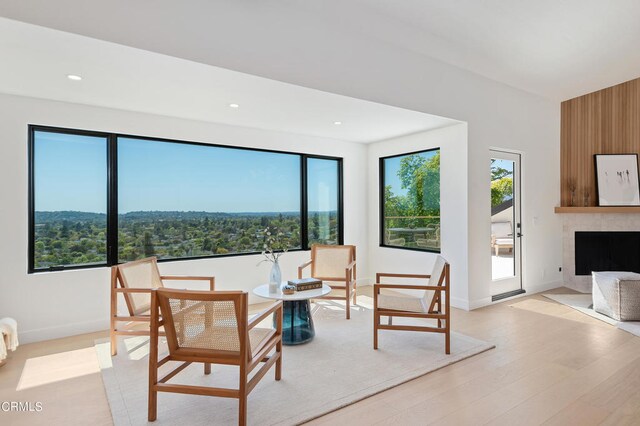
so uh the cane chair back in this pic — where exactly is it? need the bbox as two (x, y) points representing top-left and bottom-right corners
(158, 290), (244, 356)
(311, 244), (356, 281)
(117, 257), (164, 316)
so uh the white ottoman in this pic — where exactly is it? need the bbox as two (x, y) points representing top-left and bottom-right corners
(592, 272), (640, 321)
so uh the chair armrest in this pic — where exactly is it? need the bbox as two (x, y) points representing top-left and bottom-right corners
(248, 301), (283, 330)
(298, 260), (313, 279)
(161, 275), (215, 290)
(374, 283), (445, 291)
(114, 288), (156, 293)
(376, 272), (430, 280)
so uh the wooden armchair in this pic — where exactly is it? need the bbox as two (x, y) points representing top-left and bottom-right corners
(298, 244), (357, 319)
(110, 256), (215, 356)
(373, 255), (451, 354)
(148, 289), (283, 426)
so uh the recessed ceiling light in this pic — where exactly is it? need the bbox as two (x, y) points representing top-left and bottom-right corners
(229, 103), (240, 108)
(333, 121), (342, 125)
(66, 74), (82, 81)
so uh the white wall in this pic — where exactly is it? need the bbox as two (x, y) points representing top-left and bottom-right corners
(0, 93), (368, 343)
(367, 124), (470, 307)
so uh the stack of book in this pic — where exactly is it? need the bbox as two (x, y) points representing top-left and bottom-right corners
(286, 278), (322, 291)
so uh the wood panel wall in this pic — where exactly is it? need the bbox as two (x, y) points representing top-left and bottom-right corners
(560, 77), (640, 206)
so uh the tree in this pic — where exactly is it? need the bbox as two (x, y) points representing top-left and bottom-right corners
(491, 159), (511, 180)
(397, 151), (440, 216)
(491, 177), (513, 207)
(202, 236), (212, 252)
(60, 220), (70, 238)
(143, 231), (155, 257)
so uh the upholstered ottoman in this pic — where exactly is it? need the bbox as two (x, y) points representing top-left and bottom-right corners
(592, 272), (640, 321)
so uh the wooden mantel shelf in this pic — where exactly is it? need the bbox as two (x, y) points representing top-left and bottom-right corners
(555, 206), (640, 214)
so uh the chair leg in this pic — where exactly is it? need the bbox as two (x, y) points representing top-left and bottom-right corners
(275, 342), (282, 381)
(352, 286), (357, 305)
(204, 363), (211, 375)
(445, 321), (451, 355)
(346, 298), (351, 319)
(373, 312), (379, 350)
(148, 387), (157, 422)
(239, 395), (247, 426)
(388, 316), (393, 325)
(110, 330), (117, 356)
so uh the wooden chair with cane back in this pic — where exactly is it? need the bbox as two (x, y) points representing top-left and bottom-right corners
(298, 244), (357, 319)
(373, 255), (451, 354)
(110, 256), (215, 356)
(148, 289), (283, 426)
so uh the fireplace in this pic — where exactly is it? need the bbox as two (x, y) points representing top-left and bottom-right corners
(575, 231), (640, 275)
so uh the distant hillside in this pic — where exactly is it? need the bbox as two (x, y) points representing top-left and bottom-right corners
(119, 211), (300, 220)
(35, 210), (305, 223)
(35, 211), (106, 223)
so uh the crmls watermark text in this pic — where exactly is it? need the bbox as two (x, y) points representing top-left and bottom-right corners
(1, 401), (43, 412)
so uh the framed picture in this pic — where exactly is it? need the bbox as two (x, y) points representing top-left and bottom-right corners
(594, 154), (640, 206)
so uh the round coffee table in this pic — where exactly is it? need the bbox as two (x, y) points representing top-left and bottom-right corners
(253, 283), (331, 345)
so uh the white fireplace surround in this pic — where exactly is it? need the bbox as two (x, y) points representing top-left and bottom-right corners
(562, 213), (640, 292)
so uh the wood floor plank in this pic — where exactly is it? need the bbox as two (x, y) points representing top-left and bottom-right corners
(484, 335), (640, 426)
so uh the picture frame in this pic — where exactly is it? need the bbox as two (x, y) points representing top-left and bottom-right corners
(594, 154), (640, 206)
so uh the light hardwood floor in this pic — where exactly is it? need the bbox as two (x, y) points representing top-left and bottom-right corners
(1, 287), (639, 425)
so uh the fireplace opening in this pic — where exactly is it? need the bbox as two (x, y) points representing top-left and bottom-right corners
(575, 231), (640, 275)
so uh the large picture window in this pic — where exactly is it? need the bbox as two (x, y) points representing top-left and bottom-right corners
(31, 130), (109, 270)
(117, 137), (301, 262)
(28, 126), (343, 272)
(380, 148), (441, 252)
(306, 157), (341, 246)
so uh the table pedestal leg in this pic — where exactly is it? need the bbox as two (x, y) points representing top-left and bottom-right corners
(274, 299), (315, 345)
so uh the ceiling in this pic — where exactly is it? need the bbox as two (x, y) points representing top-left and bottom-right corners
(0, 1), (638, 101)
(0, 17), (457, 143)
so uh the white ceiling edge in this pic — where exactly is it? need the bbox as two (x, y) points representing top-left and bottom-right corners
(0, 17), (460, 144)
(2, 0), (637, 102)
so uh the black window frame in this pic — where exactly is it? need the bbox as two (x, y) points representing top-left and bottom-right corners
(28, 124), (344, 273)
(379, 147), (441, 254)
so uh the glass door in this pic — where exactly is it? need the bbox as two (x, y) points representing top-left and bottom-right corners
(490, 150), (523, 298)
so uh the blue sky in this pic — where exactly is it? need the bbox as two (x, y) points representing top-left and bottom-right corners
(35, 131), (108, 213)
(307, 157), (338, 212)
(384, 150), (438, 196)
(118, 137), (301, 213)
(491, 158), (514, 179)
(35, 132), (338, 213)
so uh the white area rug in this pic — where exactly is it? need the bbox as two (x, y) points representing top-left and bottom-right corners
(543, 293), (640, 337)
(96, 298), (493, 426)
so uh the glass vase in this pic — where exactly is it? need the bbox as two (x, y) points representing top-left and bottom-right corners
(269, 260), (282, 293)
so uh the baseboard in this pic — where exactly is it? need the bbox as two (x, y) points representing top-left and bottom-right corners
(468, 297), (493, 310)
(19, 318), (108, 344)
(450, 296), (471, 311)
